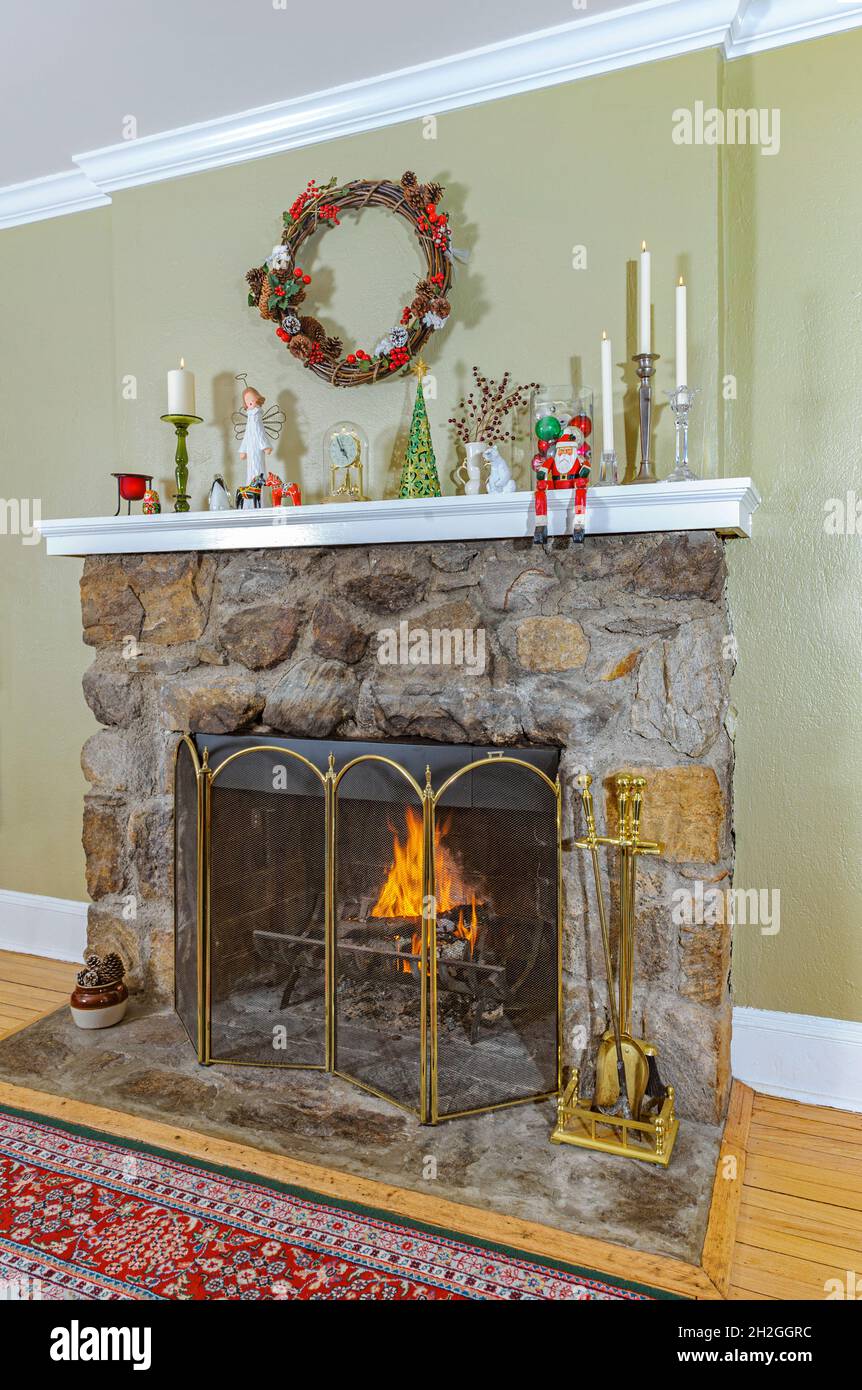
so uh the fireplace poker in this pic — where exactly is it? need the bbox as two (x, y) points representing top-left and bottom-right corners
(575, 773), (631, 1119)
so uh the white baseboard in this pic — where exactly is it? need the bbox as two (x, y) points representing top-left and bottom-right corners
(732, 1006), (862, 1114)
(0, 890), (87, 964)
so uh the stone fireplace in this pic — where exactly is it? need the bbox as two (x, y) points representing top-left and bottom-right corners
(80, 530), (734, 1126)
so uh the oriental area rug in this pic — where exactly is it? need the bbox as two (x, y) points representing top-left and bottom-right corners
(0, 1105), (676, 1301)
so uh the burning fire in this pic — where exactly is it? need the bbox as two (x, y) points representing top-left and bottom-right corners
(370, 806), (483, 968)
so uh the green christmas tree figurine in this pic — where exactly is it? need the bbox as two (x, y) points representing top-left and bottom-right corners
(398, 360), (442, 499)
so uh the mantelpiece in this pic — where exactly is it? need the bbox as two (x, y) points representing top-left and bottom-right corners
(40, 478), (760, 556)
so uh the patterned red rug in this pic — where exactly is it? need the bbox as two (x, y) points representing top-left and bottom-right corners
(0, 1105), (675, 1300)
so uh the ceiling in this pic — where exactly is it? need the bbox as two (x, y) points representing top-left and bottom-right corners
(0, 0), (633, 186)
(2, 0), (860, 224)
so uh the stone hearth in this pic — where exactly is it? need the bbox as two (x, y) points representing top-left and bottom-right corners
(78, 531), (734, 1124)
(0, 1002), (721, 1265)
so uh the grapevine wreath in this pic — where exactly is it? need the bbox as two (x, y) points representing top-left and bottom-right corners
(245, 173), (455, 387)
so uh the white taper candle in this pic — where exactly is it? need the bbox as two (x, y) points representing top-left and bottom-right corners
(601, 331), (614, 454)
(638, 242), (651, 355)
(675, 277), (688, 389)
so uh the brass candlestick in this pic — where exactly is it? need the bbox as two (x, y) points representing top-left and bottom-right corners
(161, 413), (203, 512)
(631, 352), (660, 484)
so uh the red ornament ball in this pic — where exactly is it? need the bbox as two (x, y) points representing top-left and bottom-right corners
(569, 414), (592, 437)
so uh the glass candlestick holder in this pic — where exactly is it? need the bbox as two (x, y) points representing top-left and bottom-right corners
(665, 386), (699, 483)
(599, 450), (618, 485)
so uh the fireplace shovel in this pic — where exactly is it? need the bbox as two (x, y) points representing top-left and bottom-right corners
(575, 774), (647, 1121)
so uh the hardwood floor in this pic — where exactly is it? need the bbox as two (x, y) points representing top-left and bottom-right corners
(729, 1091), (862, 1300)
(0, 951), (859, 1300)
(0, 950), (77, 1040)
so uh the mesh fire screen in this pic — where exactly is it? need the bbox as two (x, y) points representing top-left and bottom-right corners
(174, 737), (200, 1053)
(175, 737), (559, 1123)
(333, 757), (427, 1115)
(208, 747), (326, 1067)
(431, 760), (559, 1119)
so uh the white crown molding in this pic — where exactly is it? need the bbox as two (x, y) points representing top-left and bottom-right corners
(0, 889), (87, 963)
(732, 1006), (862, 1113)
(71, 0), (736, 193)
(2, 1), (861, 229)
(725, 0), (862, 58)
(0, 168), (108, 231)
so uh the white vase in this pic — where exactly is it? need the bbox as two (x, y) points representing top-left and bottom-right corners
(456, 441), (486, 495)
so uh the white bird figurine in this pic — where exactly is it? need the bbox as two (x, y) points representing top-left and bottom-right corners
(208, 475), (232, 511)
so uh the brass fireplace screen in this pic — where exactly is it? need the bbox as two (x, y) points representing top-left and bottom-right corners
(174, 734), (561, 1124)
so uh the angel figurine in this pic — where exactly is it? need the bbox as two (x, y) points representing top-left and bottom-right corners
(232, 374), (285, 486)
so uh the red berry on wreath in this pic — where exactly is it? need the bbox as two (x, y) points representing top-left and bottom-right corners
(293, 268), (303, 278)
(347, 354), (356, 364)
(303, 275), (311, 285)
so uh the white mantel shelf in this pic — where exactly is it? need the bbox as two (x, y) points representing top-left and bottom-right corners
(39, 479), (760, 556)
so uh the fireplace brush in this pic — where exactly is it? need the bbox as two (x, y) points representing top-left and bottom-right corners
(575, 773), (632, 1120)
(552, 770), (680, 1165)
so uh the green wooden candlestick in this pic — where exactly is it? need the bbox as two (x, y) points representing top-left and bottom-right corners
(161, 413), (203, 512)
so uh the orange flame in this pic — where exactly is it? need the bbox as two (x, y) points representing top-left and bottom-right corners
(370, 807), (482, 969)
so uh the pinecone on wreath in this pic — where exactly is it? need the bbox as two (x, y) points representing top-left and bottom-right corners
(400, 171), (424, 208)
(246, 266), (265, 299)
(289, 334), (313, 360)
(299, 315), (325, 344)
(258, 281), (274, 321)
(324, 336), (343, 358)
(423, 180), (443, 205)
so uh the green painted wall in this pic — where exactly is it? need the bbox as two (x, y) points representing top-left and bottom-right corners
(0, 212), (114, 903)
(723, 33), (862, 1021)
(0, 38), (857, 1025)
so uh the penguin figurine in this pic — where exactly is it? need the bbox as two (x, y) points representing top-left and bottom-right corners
(208, 474), (232, 511)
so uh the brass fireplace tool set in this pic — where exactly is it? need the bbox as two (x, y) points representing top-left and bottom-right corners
(551, 773), (680, 1166)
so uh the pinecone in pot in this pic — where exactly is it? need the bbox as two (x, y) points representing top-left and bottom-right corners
(100, 953), (126, 984)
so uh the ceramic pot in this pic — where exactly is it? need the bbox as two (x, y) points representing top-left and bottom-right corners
(70, 979), (129, 1030)
(456, 441), (485, 495)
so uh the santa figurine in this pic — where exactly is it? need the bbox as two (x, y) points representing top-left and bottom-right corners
(532, 411), (592, 546)
(239, 386), (273, 485)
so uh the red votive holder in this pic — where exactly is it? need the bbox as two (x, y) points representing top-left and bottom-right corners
(112, 472), (153, 515)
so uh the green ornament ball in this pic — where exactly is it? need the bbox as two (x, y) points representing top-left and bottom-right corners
(536, 414), (562, 442)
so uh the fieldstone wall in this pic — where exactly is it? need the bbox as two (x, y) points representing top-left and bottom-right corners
(80, 532), (735, 1123)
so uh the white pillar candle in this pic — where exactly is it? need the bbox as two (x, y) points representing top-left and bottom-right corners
(675, 277), (688, 389)
(167, 358), (196, 416)
(638, 242), (651, 355)
(601, 331), (614, 454)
